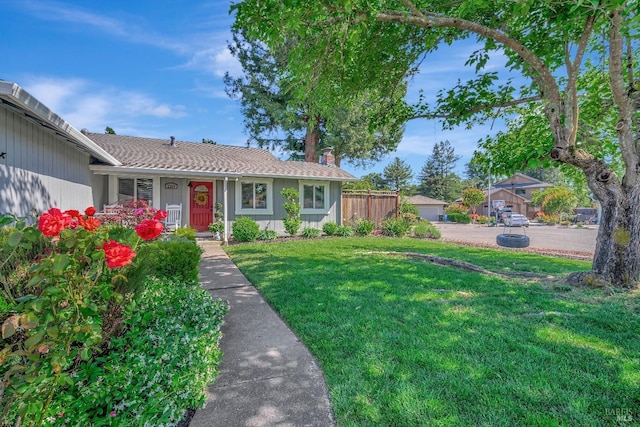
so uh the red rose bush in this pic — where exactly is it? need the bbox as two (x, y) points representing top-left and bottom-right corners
(1, 203), (167, 423)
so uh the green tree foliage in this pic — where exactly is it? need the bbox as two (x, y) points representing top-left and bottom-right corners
(343, 172), (389, 191)
(202, 138), (217, 145)
(419, 140), (462, 202)
(383, 157), (414, 193)
(224, 27), (404, 165)
(232, 1), (639, 288)
(105, 126), (116, 135)
(461, 187), (486, 215)
(531, 187), (578, 219)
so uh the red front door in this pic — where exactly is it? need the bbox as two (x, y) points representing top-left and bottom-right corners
(190, 181), (213, 231)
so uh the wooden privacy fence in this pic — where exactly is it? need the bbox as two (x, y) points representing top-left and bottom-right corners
(342, 190), (399, 228)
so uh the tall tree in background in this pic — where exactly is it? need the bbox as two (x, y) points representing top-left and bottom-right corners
(105, 127), (116, 135)
(224, 28), (313, 160)
(419, 141), (462, 202)
(233, 1), (640, 289)
(343, 173), (389, 191)
(224, 27), (405, 165)
(383, 158), (414, 193)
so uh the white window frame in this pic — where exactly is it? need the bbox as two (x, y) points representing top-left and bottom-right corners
(109, 175), (160, 208)
(299, 180), (330, 214)
(235, 178), (273, 215)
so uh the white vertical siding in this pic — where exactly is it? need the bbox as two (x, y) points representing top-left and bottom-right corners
(0, 106), (94, 216)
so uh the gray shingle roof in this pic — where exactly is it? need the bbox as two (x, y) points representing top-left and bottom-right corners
(87, 133), (356, 181)
(406, 195), (447, 205)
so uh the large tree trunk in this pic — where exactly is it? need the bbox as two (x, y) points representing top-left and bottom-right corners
(304, 119), (319, 163)
(583, 176), (640, 288)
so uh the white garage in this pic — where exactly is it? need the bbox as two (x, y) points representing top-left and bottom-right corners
(405, 195), (448, 222)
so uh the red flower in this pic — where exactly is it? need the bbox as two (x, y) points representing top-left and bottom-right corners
(79, 216), (101, 232)
(101, 240), (136, 268)
(85, 206), (97, 217)
(65, 210), (81, 218)
(38, 208), (72, 237)
(135, 219), (164, 240)
(154, 210), (168, 220)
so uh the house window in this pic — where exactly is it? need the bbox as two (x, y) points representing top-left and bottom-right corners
(236, 179), (273, 215)
(515, 189), (526, 196)
(118, 178), (153, 205)
(300, 181), (330, 213)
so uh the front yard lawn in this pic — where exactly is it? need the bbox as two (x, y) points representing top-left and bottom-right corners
(226, 237), (639, 426)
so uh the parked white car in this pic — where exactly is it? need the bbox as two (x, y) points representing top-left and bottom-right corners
(505, 214), (530, 227)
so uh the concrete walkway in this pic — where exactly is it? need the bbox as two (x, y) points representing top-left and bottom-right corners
(190, 242), (335, 427)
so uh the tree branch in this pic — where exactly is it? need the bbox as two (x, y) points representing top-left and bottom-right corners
(375, 10), (562, 107)
(399, 0), (425, 19)
(565, 14), (597, 146)
(608, 8), (638, 187)
(410, 95), (543, 120)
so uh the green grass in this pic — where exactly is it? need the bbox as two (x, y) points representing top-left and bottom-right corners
(225, 237), (640, 427)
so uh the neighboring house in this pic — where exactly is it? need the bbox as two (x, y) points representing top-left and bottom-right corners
(405, 195), (447, 222)
(0, 81), (357, 239)
(480, 173), (554, 218)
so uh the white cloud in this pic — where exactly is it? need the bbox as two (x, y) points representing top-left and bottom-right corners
(24, 77), (88, 112)
(22, 76), (188, 132)
(181, 45), (242, 77)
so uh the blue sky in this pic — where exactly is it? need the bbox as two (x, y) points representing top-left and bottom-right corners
(1, 0), (508, 180)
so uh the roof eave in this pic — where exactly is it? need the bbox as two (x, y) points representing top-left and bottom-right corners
(90, 165), (242, 178)
(0, 81), (121, 166)
(239, 171), (358, 182)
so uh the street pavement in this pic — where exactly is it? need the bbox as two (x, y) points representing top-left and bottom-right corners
(433, 222), (598, 256)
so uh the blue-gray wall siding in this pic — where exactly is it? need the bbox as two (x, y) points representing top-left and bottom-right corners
(0, 106), (95, 216)
(223, 179), (342, 235)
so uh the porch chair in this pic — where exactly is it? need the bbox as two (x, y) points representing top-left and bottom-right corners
(164, 203), (182, 232)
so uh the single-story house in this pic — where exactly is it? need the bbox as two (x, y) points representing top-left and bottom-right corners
(0, 81), (357, 240)
(405, 195), (447, 222)
(480, 173), (554, 218)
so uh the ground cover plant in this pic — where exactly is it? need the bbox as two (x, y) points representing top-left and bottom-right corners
(225, 238), (639, 426)
(1, 207), (227, 426)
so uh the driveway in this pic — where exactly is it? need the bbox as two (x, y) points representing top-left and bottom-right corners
(433, 222), (598, 258)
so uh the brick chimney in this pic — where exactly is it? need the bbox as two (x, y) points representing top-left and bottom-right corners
(320, 147), (335, 166)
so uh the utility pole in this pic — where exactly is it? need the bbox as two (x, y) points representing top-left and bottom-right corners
(487, 167), (492, 226)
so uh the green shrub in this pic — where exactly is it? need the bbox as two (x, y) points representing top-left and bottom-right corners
(232, 217), (260, 242)
(413, 220), (441, 239)
(174, 226), (197, 241)
(353, 218), (376, 236)
(257, 228), (278, 240)
(381, 217), (411, 237)
(322, 221), (339, 236)
(447, 212), (472, 224)
(301, 227), (321, 238)
(0, 217), (50, 300)
(476, 215), (488, 224)
(336, 225), (354, 237)
(208, 221), (224, 235)
(282, 188), (302, 236)
(46, 277), (228, 426)
(138, 239), (204, 283)
(399, 200), (420, 224)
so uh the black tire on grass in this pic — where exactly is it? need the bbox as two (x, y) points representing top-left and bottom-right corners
(496, 233), (530, 248)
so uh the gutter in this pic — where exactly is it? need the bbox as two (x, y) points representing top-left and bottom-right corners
(89, 164), (243, 179)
